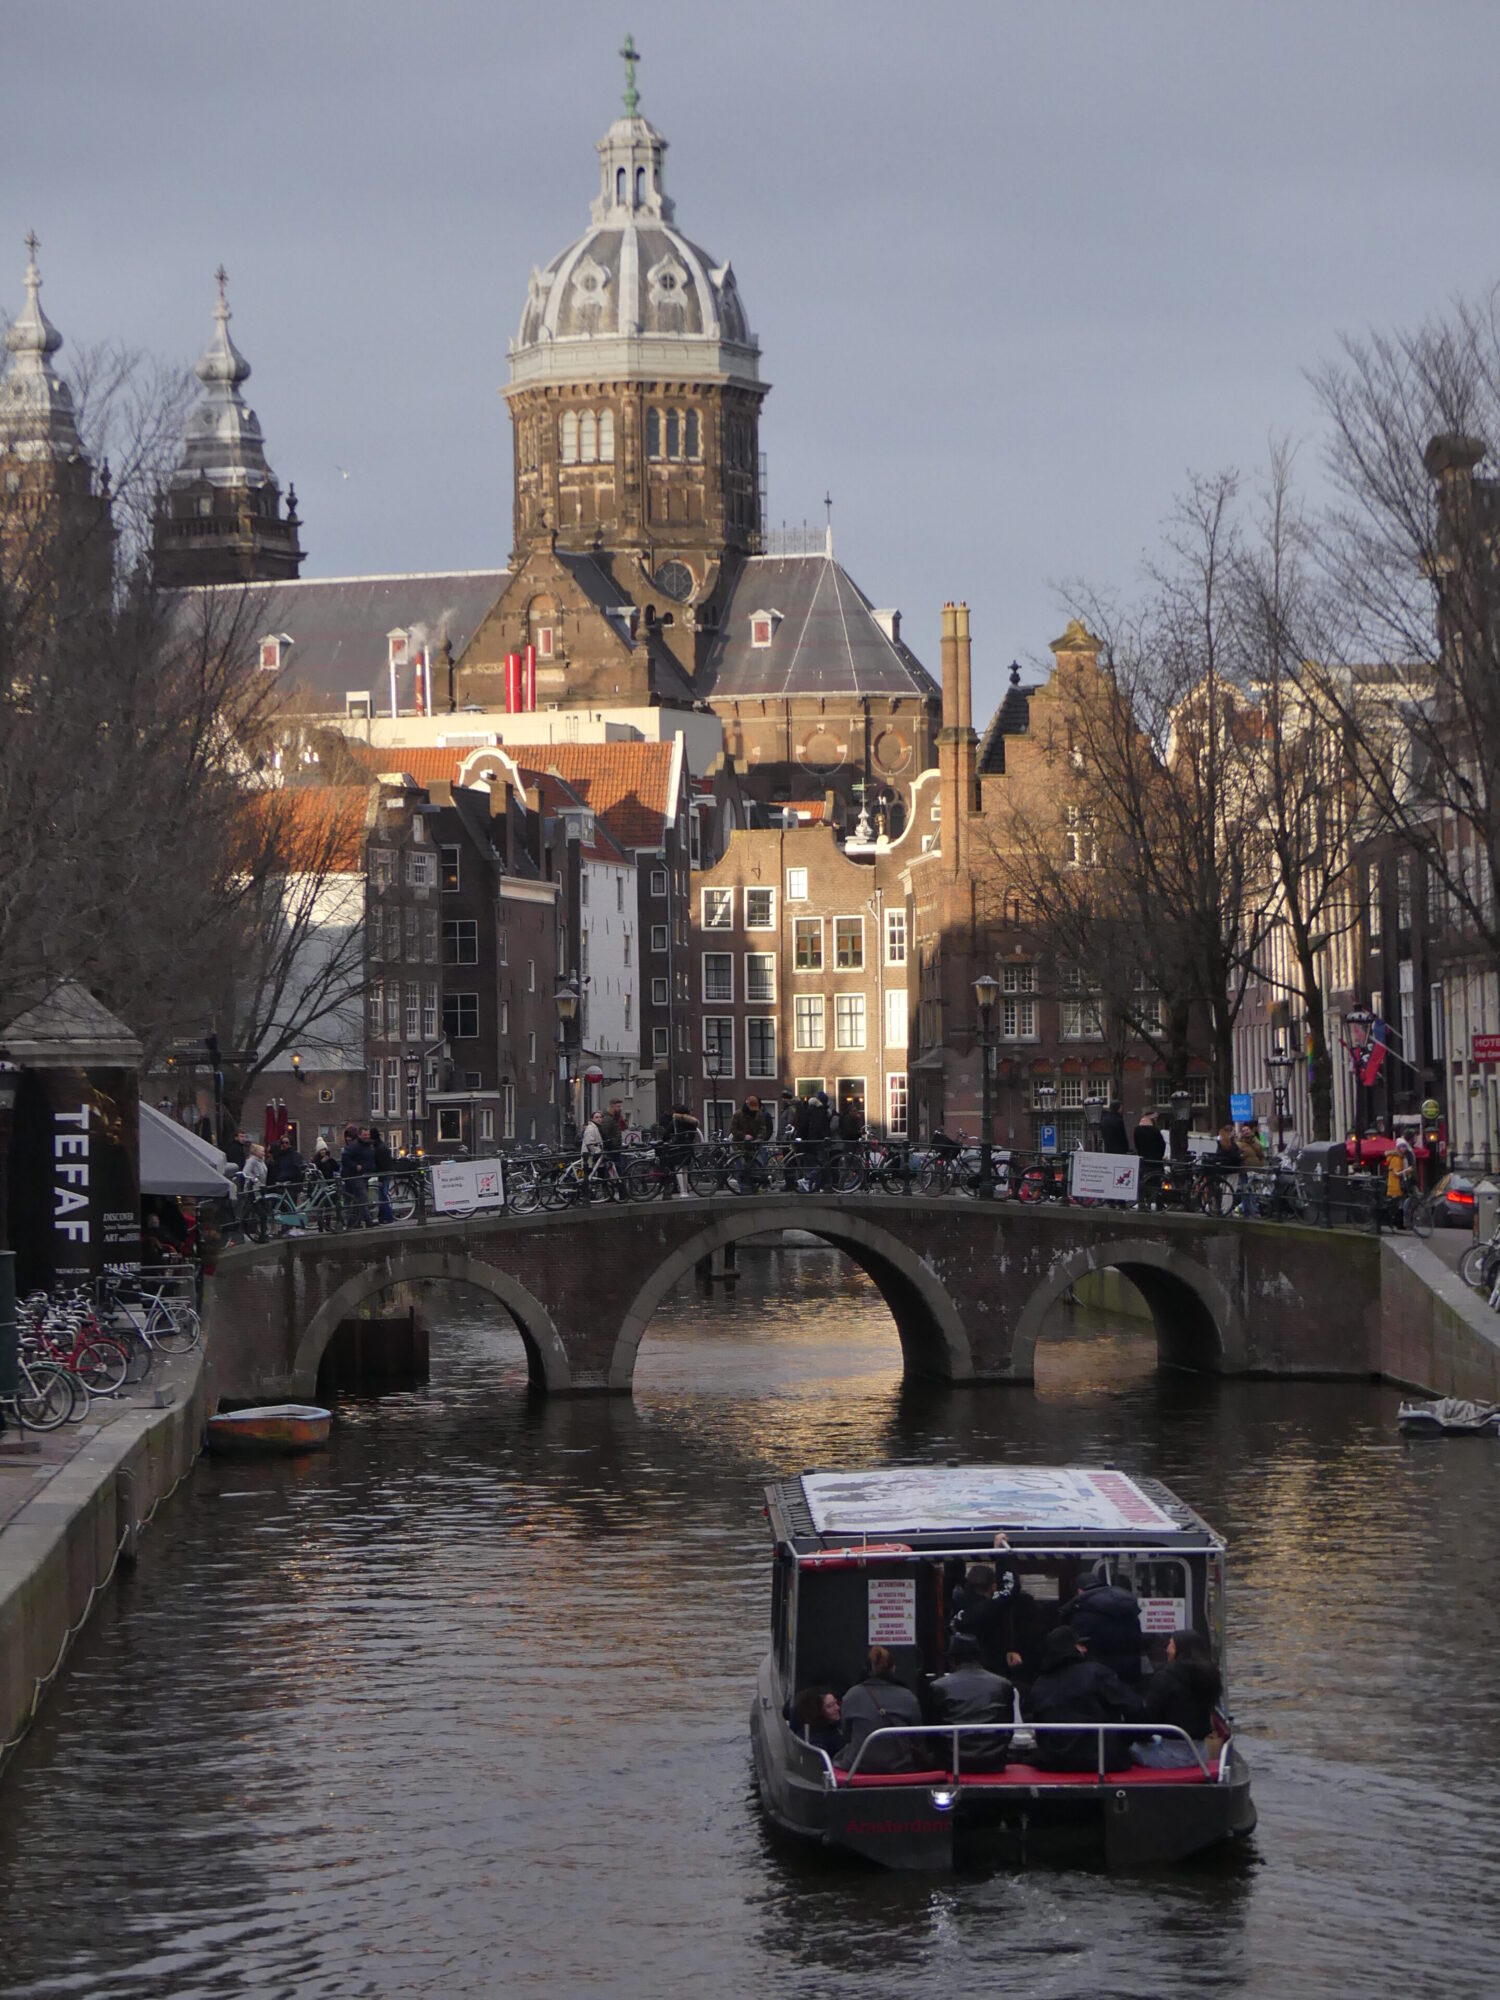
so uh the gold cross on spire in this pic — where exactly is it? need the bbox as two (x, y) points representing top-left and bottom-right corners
(620, 32), (641, 116)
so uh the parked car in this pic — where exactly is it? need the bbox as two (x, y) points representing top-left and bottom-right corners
(1429, 1172), (1478, 1227)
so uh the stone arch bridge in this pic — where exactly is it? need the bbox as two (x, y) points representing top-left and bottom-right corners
(203, 1195), (1386, 1401)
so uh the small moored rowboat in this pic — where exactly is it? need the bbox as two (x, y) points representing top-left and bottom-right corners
(1397, 1397), (1500, 1437)
(206, 1403), (331, 1455)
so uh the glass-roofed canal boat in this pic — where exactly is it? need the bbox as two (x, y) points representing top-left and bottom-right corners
(752, 1465), (1256, 1871)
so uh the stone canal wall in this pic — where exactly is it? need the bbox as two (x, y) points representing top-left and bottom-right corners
(1380, 1238), (1500, 1401)
(0, 1352), (206, 1771)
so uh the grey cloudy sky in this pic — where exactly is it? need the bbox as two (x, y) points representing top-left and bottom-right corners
(6, 1), (1498, 716)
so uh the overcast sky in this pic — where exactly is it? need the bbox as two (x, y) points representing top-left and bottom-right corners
(6, 1), (1498, 716)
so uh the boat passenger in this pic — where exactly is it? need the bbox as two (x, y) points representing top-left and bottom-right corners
(1024, 1627), (1144, 1773)
(928, 1631), (1013, 1771)
(949, 1559), (1023, 1674)
(791, 1687), (844, 1757)
(1132, 1630), (1223, 1769)
(838, 1646), (924, 1772)
(1062, 1565), (1145, 1685)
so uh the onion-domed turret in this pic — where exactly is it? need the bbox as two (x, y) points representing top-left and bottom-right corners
(0, 233), (87, 469)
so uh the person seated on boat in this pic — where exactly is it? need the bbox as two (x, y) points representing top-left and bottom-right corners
(837, 1646), (924, 1772)
(791, 1686), (844, 1758)
(928, 1631), (1014, 1772)
(1062, 1563), (1145, 1686)
(949, 1558), (1023, 1675)
(1132, 1630), (1224, 1769)
(1024, 1627), (1144, 1773)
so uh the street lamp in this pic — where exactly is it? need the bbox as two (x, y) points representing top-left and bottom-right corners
(1346, 1006), (1374, 1136)
(1169, 1087), (1192, 1161)
(706, 1043), (723, 1138)
(1035, 1079), (1057, 1153)
(554, 979), (579, 1146)
(1084, 1092), (1106, 1151)
(973, 973), (1000, 1196)
(405, 1046), (421, 1153)
(1267, 1045), (1296, 1156)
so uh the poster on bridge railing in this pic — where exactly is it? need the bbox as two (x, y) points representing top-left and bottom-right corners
(430, 1157), (506, 1215)
(1069, 1151), (1141, 1204)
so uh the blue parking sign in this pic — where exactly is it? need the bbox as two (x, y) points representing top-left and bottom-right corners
(1040, 1123), (1057, 1152)
(1229, 1093), (1253, 1123)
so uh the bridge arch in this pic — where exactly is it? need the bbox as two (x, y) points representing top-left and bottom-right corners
(289, 1249), (571, 1395)
(608, 1203), (973, 1391)
(1009, 1238), (1245, 1380)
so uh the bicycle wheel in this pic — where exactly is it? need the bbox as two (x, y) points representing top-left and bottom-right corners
(76, 1338), (130, 1395)
(1407, 1195), (1435, 1239)
(1199, 1176), (1236, 1218)
(626, 1159), (663, 1202)
(61, 1370), (90, 1422)
(1459, 1241), (1493, 1289)
(918, 1157), (950, 1196)
(686, 1149), (722, 1198)
(152, 1308), (201, 1355)
(1017, 1166), (1048, 1204)
(14, 1360), (74, 1431)
(508, 1164), (541, 1214)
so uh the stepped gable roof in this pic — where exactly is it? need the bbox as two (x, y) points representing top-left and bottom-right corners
(704, 554), (937, 702)
(175, 570), (509, 711)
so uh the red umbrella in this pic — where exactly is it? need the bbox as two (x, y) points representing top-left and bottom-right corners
(263, 1101), (278, 1148)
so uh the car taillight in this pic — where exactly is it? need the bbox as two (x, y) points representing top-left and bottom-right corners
(1452, 1190), (1475, 1204)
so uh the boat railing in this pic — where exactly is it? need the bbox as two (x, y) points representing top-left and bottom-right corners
(835, 1720), (1216, 1785)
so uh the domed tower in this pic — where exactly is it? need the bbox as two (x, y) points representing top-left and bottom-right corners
(153, 268), (304, 588)
(501, 39), (767, 682)
(0, 233), (112, 596)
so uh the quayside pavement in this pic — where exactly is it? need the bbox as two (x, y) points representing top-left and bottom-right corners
(0, 1351), (207, 1771)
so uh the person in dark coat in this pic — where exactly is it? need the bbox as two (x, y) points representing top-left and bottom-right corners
(795, 1089), (830, 1189)
(949, 1558), (1023, 1674)
(368, 1123), (396, 1224)
(1024, 1627), (1144, 1772)
(339, 1123), (376, 1225)
(1132, 1110), (1166, 1161)
(1062, 1567), (1145, 1685)
(1099, 1102), (1131, 1154)
(266, 1137), (306, 1188)
(792, 1687), (844, 1758)
(928, 1631), (1014, 1770)
(838, 1645), (924, 1772)
(1133, 1630), (1223, 1766)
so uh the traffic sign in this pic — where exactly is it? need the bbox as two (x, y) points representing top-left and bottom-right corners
(1039, 1123), (1057, 1152)
(1230, 1092), (1254, 1122)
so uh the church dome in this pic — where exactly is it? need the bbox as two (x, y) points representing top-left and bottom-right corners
(509, 56), (760, 394)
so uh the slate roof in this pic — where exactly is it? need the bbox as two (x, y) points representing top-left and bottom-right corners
(703, 554), (938, 703)
(175, 570), (509, 714)
(978, 678), (1036, 775)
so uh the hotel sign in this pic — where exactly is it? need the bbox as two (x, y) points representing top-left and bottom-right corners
(1472, 1034), (1500, 1065)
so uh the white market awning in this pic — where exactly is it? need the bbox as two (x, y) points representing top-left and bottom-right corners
(140, 1102), (230, 1198)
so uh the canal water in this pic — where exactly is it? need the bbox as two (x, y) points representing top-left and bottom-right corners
(1, 1246), (1496, 1999)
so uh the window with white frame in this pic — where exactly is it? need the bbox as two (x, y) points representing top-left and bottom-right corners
(424, 909), (438, 962)
(651, 868), (668, 897)
(1063, 804), (1098, 869)
(702, 1016), (734, 1075)
(436, 1107), (463, 1144)
(367, 981), (383, 1033)
(440, 845), (461, 893)
(1132, 968), (1161, 1035)
(745, 952), (775, 1002)
(385, 1057), (400, 1110)
(835, 993), (866, 1049)
(407, 850), (437, 889)
(1001, 962), (1036, 1039)
(703, 953), (733, 1002)
(794, 994), (825, 1051)
(370, 848), (395, 889)
(653, 1027), (669, 1060)
(884, 988), (908, 1047)
(384, 909), (400, 961)
(651, 924), (668, 952)
(702, 887), (733, 930)
(651, 977), (669, 1005)
(405, 909), (420, 961)
(746, 1017), (777, 1078)
(885, 909), (907, 964)
(368, 1066), (383, 1116)
(1059, 964), (1103, 1040)
(423, 982), (437, 1040)
(887, 1072), (909, 1138)
(385, 983), (401, 1037)
(834, 917), (864, 969)
(745, 886), (775, 930)
(793, 918), (823, 971)
(786, 867), (808, 902)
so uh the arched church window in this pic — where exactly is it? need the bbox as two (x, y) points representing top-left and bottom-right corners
(635, 165), (646, 204)
(666, 410), (680, 459)
(599, 410), (615, 463)
(685, 410), (700, 460)
(616, 167), (626, 205)
(560, 411), (578, 464)
(580, 412), (597, 464)
(646, 408), (661, 460)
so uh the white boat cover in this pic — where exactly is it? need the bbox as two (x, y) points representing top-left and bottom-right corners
(139, 1102), (230, 1197)
(801, 1466), (1180, 1537)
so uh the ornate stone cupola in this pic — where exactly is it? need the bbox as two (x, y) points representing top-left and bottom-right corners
(153, 267), (304, 588)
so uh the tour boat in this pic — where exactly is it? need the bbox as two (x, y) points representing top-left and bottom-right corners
(751, 1464), (1256, 1871)
(205, 1403), (332, 1455)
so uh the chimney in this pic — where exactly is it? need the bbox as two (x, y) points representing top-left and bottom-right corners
(955, 602), (973, 733)
(940, 601), (958, 730)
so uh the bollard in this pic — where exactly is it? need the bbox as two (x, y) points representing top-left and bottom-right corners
(1474, 1178), (1498, 1242)
(0, 1249), (14, 1402)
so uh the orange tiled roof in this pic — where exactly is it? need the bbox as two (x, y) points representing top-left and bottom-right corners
(352, 738), (677, 851)
(247, 785), (370, 872)
(354, 746), (460, 787)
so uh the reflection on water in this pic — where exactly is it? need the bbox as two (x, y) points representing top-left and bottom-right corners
(0, 1245), (1496, 1999)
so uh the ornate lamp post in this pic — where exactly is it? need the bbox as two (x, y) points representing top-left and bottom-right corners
(706, 1043), (723, 1138)
(1267, 1045), (1296, 1156)
(405, 1045), (421, 1153)
(1169, 1087), (1192, 1161)
(554, 979), (579, 1146)
(1346, 1006), (1374, 1138)
(973, 973), (1000, 1197)
(1035, 1079), (1057, 1152)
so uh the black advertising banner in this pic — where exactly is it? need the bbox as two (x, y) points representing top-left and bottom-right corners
(5, 1065), (141, 1293)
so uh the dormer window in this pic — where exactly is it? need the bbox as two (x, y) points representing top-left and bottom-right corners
(387, 629), (410, 670)
(258, 633), (292, 672)
(749, 610), (781, 649)
(345, 692), (372, 720)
